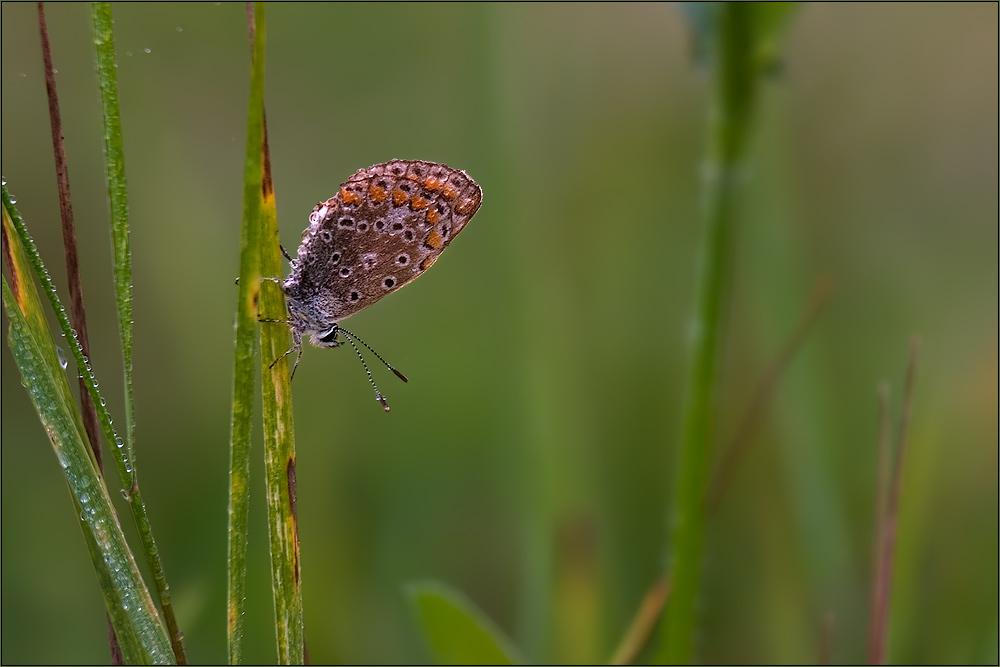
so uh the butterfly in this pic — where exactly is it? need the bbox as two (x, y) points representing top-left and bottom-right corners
(266, 159), (482, 409)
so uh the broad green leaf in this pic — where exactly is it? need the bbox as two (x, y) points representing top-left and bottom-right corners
(408, 581), (525, 665)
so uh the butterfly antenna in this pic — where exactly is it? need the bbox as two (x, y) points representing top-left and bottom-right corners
(338, 326), (409, 383)
(338, 329), (391, 411)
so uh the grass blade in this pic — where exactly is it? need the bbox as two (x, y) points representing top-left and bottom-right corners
(657, 4), (797, 663)
(253, 3), (303, 658)
(408, 581), (525, 665)
(228, 4), (303, 663)
(868, 339), (920, 664)
(38, 5), (119, 658)
(2, 193), (173, 665)
(92, 5), (187, 661)
(610, 576), (670, 665)
(226, 3), (265, 662)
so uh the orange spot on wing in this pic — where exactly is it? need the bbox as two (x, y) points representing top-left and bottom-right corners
(425, 230), (443, 249)
(369, 185), (387, 202)
(340, 187), (362, 206)
(426, 209), (440, 225)
(423, 176), (441, 191)
(392, 189), (409, 205)
(456, 197), (475, 215)
(410, 195), (428, 210)
(442, 184), (458, 200)
(420, 256), (438, 271)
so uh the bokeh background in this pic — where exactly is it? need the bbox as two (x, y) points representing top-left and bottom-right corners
(2, 3), (996, 664)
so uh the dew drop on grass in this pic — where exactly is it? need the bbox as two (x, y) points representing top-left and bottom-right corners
(57, 346), (69, 370)
(143, 47), (151, 54)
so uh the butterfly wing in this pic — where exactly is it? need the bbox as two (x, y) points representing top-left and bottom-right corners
(284, 160), (482, 331)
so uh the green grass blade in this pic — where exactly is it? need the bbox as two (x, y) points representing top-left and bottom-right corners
(92, 5), (187, 661)
(408, 581), (525, 665)
(250, 4), (303, 662)
(90, 2), (134, 463)
(657, 4), (797, 663)
(226, 4), (264, 662)
(227, 4), (303, 663)
(2, 199), (173, 665)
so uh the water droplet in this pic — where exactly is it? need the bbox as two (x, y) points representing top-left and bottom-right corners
(19, 72), (26, 78)
(57, 347), (69, 370)
(2, 177), (6, 185)
(9, 196), (16, 204)
(143, 47), (151, 54)
(176, 26), (183, 32)
(120, 488), (129, 500)
(52, 68), (58, 74)
(100, 397), (106, 406)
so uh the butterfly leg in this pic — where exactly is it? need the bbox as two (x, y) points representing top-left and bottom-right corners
(268, 343), (301, 376)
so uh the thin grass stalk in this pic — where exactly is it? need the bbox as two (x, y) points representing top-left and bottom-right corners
(37, 3), (120, 661)
(609, 576), (670, 665)
(91, 4), (187, 662)
(657, 4), (761, 663)
(868, 339), (920, 664)
(819, 611), (834, 665)
(707, 275), (834, 512)
(867, 383), (891, 661)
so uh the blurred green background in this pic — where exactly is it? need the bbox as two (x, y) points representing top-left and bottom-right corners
(2, 3), (996, 664)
